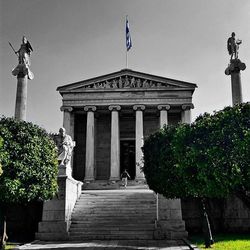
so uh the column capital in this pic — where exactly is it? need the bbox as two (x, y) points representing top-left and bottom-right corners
(225, 59), (246, 75)
(182, 104), (194, 110)
(84, 106), (97, 112)
(108, 105), (121, 111)
(133, 105), (145, 111)
(60, 106), (73, 112)
(157, 104), (171, 111)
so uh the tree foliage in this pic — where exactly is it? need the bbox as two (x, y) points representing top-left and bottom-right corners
(0, 117), (58, 204)
(142, 103), (250, 199)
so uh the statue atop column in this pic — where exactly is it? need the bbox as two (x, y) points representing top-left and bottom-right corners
(225, 32), (246, 106)
(11, 36), (34, 80)
(227, 32), (242, 60)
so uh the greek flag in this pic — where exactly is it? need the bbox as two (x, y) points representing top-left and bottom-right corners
(126, 17), (132, 51)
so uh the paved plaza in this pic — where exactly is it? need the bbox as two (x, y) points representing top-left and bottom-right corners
(16, 239), (197, 250)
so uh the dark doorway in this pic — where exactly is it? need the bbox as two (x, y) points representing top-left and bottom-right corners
(120, 140), (136, 180)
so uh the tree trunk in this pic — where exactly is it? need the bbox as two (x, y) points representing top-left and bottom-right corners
(0, 205), (8, 250)
(201, 198), (214, 248)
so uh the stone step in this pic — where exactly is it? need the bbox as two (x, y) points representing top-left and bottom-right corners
(69, 189), (156, 240)
(69, 226), (155, 232)
(72, 216), (155, 223)
(76, 198), (155, 200)
(70, 224), (155, 230)
(69, 232), (154, 240)
(69, 234), (154, 240)
(72, 208), (156, 212)
(79, 193), (154, 195)
(72, 213), (155, 218)
(70, 230), (153, 235)
(72, 212), (155, 216)
(79, 195), (155, 198)
(73, 207), (156, 210)
(76, 200), (155, 204)
(74, 203), (155, 207)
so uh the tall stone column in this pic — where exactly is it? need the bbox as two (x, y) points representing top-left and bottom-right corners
(225, 59), (246, 106)
(109, 105), (121, 181)
(60, 106), (74, 138)
(133, 105), (145, 180)
(14, 74), (28, 120)
(12, 36), (34, 121)
(181, 104), (193, 124)
(84, 106), (96, 181)
(158, 104), (170, 128)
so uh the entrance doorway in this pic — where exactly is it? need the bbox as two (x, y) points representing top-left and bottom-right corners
(120, 140), (136, 180)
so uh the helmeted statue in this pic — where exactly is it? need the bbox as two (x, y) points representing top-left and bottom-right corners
(11, 36), (34, 80)
(227, 32), (242, 60)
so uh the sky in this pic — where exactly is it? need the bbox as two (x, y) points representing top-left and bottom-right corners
(0, 0), (250, 133)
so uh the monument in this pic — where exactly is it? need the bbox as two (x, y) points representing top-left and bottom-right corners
(36, 70), (196, 240)
(225, 32), (246, 106)
(56, 69), (197, 182)
(36, 128), (82, 240)
(54, 127), (75, 177)
(10, 36), (34, 120)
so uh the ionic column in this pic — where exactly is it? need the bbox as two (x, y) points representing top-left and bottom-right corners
(109, 105), (121, 181)
(14, 74), (28, 121)
(225, 59), (246, 106)
(158, 104), (170, 128)
(60, 106), (74, 138)
(84, 106), (96, 181)
(181, 104), (193, 124)
(133, 105), (145, 180)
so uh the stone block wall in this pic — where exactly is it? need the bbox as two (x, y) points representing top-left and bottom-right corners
(36, 176), (82, 240)
(182, 196), (250, 233)
(155, 194), (188, 239)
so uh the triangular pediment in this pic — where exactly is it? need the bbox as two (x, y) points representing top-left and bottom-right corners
(57, 69), (197, 92)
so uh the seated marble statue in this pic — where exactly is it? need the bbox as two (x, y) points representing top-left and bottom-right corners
(55, 127), (74, 166)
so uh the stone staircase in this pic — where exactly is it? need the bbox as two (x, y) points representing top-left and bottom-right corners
(69, 189), (157, 240)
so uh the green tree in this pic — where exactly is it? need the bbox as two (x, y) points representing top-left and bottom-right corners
(0, 117), (58, 248)
(143, 103), (250, 247)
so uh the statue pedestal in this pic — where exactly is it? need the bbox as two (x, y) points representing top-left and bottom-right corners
(36, 169), (82, 240)
(225, 59), (246, 106)
(58, 163), (72, 177)
(154, 195), (188, 239)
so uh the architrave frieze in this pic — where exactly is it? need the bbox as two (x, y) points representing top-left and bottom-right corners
(62, 98), (192, 107)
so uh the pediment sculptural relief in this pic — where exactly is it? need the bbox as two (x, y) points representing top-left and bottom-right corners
(83, 76), (172, 89)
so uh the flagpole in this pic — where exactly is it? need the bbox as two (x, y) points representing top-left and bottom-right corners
(126, 48), (128, 68)
(126, 15), (128, 68)
(125, 15), (131, 69)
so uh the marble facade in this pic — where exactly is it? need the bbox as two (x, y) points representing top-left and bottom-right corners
(57, 69), (196, 182)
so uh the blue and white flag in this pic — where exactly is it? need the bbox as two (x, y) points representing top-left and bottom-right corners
(126, 17), (132, 51)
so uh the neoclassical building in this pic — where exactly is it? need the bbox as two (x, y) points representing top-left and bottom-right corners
(57, 69), (196, 182)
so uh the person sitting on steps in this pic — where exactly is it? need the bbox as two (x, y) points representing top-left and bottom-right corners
(121, 169), (131, 188)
